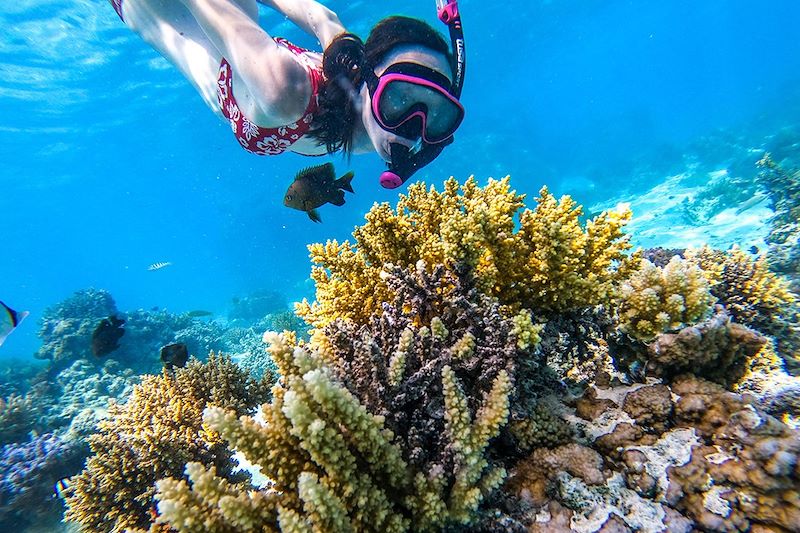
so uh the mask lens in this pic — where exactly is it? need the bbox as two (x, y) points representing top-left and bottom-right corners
(376, 78), (464, 142)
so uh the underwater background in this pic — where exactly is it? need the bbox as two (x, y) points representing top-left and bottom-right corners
(2, 0), (800, 531)
(2, 0), (799, 358)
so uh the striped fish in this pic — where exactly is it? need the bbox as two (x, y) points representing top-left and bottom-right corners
(0, 300), (29, 348)
(54, 477), (71, 499)
(148, 261), (172, 271)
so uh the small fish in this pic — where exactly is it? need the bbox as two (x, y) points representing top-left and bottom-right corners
(284, 162), (354, 223)
(160, 342), (189, 370)
(749, 245), (760, 255)
(186, 310), (213, 318)
(54, 477), (71, 499)
(91, 315), (126, 356)
(148, 261), (172, 271)
(0, 301), (29, 348)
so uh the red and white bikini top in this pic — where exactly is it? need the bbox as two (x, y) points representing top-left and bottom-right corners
(217, 38), (324, 156)
(107, 1), (322, 156)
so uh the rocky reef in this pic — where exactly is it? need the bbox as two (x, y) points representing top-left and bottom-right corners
(52, 175), (800, 532)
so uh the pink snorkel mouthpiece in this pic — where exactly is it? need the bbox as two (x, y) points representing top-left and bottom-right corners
(380, 171), (404, 189)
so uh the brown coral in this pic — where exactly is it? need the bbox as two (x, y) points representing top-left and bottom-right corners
(644, 308), (768, 385)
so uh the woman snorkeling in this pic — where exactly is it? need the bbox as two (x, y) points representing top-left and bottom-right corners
(109, 0), (466, 188)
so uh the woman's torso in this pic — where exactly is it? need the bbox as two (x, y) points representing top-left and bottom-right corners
(120, 0), (327, 156)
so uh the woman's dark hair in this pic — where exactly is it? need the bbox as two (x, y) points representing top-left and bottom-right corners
(308, 16), (452, 155)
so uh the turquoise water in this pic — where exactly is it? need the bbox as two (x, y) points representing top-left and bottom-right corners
(1, 0), (799, 359)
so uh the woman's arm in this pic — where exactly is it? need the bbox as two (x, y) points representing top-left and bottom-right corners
(259, 0), (347, 49)
(180, 0), (309, 119)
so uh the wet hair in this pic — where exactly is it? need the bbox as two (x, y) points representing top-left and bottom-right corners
(308, 16), (453, 156)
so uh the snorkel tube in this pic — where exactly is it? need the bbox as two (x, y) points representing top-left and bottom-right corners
(379, 0), (466, 189)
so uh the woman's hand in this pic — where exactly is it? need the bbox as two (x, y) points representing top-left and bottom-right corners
(259, 0), (347, 49)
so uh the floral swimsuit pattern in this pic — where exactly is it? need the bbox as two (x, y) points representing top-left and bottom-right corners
(217, 38), (323, 156)
(108, 1), (323, 156)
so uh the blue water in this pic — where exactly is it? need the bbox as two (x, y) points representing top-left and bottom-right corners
(2, 0), (799, 358)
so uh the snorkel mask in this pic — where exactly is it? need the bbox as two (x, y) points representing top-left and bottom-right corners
(372, 0), (466, 189)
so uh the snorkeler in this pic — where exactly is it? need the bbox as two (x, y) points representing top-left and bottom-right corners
(108, 0), (466, 188)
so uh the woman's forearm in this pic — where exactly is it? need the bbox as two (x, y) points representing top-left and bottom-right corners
(259, 0), (346, 49)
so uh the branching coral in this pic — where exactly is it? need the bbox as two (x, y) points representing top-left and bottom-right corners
(686, 245), (800, 371)
(156, 328), (514, 532)
(615, 256), (715, 341)
(63, 354), (271, 532)
(296, 177), (632, 330)
(316, 262), (536, 468)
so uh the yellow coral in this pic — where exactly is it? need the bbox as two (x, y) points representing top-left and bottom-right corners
(686, 245), (797, 325)
(616, 256), (715, 341)
(64, 354), (270, 532)
(440, 366), (511, 524)
(158, 333), (513, 532)
(297, 177), (632, 330)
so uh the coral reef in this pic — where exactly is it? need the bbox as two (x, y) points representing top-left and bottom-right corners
(687, 245), (800, 372)
(297, 177), (632, 329)
(228, 289), (289, 323)
(642, 308), (767, 385)
(0, 393), (43, 446)
(0, 432), (88, 528)
(758, 154), (800, 289)
(156, 332), (511, 532)
(506, 377), (800, 532)
(37, 175), (800, 533)
(317, 262), (538, 466)
(615, 256), (715, 342)
(63, 354), (271, 532)
(35, 288), (237, 372)
(155, 259), (542, 532)
(35, 288), (119, 364)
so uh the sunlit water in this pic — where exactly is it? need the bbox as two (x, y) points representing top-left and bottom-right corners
(1, 0), (799, 359)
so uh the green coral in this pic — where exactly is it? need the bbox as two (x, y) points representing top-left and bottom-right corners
(616, 256), (715, 341)
(63, 354), (271, 532)
(296, 177), (631, 330)
(155, 332), (513, 532)
(509, 401), (573, 453)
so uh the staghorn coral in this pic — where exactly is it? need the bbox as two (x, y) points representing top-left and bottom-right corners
(615, 256), (715, 342)
(316, 262), (541, 468)
(296, 177), (632, 329)
(63, 354), (271, 532)
(686, 245), (800, 372)
(156, 330), (514, 532)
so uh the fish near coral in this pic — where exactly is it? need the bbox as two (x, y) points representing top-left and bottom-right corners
(91, 315), (125, 356)
(160, 342), (188, 370)
(186, 310), (213, 318)
(284, 162), (354, 222)
(0, 300), (29, 347)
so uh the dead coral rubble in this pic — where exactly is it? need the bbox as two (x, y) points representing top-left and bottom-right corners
(507, 377), (800, 532)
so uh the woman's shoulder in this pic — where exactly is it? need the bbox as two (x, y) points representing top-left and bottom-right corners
(243, 38), (322, 126)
